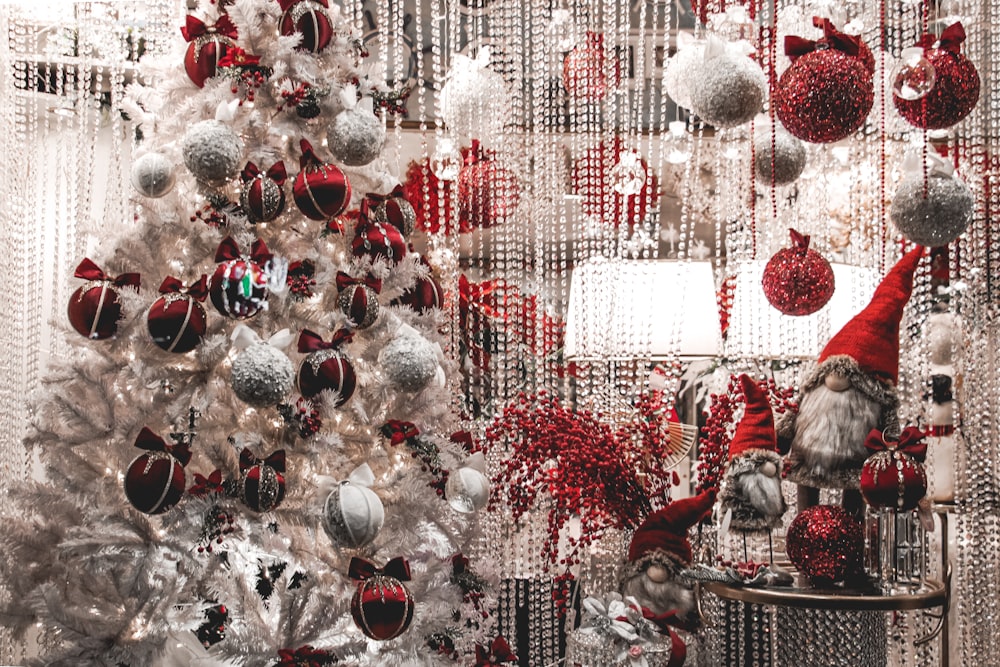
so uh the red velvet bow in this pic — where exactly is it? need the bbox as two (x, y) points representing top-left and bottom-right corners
(298, 139), (324, 169)
(458, 274), (501, 321)
(241, 161), (287, 186)
(785, 17), (862, 59)
(133, 427), (192, 466)
(277, 0), (329, 12)
(335, 271), (382, 294)
(276, 645), (333, 667)
(74, 258), (140, 289)
(474, 636), (518, 665)
(348, 556), (411, 582)
(239, 448), (286, 473)
(188, 469), (225, 496)
(450, 430), (475, 453)
(359, 185), (407, 219)
(381, 420), (420, 445)
(158, 275), (209, 302)
(297, 329), (353, 353)
(181, 14), (238, 42)
(214, 236), (273, 265)
(917, 21), (966, 53)
(864, 427), (928, 462)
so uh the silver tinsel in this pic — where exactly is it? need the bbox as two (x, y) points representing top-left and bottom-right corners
(689, 54), (767, 128)
(230, 343), (294, 407)
(130, 152), (176, 198)
(323, 481), (384, 548)
(378, 330), (439, 393)
(327, 107), (386, 167)
(181, 120), (244, 184)
(753, 130), (807, 185)
(890, 173), (974, 247)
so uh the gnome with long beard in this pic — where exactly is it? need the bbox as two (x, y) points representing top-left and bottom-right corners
(719, 375), (787, 533)
(777, 247), (923, 511)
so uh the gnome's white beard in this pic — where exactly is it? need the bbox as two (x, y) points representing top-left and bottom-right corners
(621, 568), (695, 618)
(792, 383), (881, 476)
(735, 470), (784, 519)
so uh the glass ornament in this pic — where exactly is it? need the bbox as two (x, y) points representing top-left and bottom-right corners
(430, 138), (462, 181)
(891, 47), (936, 101)
(610, 150), (645, 195)
(664, 121), (692, 165)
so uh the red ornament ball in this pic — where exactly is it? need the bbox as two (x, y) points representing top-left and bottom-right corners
(457, 155), (521, 230)
(184, 35), (234, 89)
(786, 505), (864, 585)
(210, 258), (269, 319)
(352, 220), (407, 265)
(68, 282), (126, 340)
(563, 32), (618, 103)
(572, 137), (659, 228)
(240, 451), (286, 513)
(860, 449), (928, 511)
(401, 157), (457, 235)
(894, 43), (980, 130)
(147, 294), (207, 353)
(370, 194), (417, 237)
(294, 141), (351, 221)
(298, 350), (357, 405)
(338, 284), (380, 329)
(762, 229), (835, 316)
(124, 428), (189, 515)
(775, 50), (874, 144)
(279, 0), (334, 53)
(351, 575), (414, 641)
(394, 276), (444, 313)
(240, 162), (287, 224)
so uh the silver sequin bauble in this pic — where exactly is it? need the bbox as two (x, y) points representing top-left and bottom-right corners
(890, 173), (974, 247)
(378, 330), (439, 392)
(231, 343), (294, 407)
(327, 108), (386, 167)
(181, 120), (244, 184)
(690, 54), (767, 128)
(754, 130), (807, 185)
(130, 152), (176, 198)
(323, 481), (384, 548)
(664, 41), (706, 111)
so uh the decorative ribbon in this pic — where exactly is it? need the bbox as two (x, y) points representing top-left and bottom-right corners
(864, 426), (928, 462)
(788, 228), (811, 254)
(474, 636), (518, 665)
(348, 556), (411, 582)
(381, 420), (420, 445)
(335, 271), (382, 294)
(785, 17), (862, 59)
(299, 139), (323, 169)
(297, 328), (353, 353)
(277, 0), (329, 11)
(181, 14), (238, 42)
(458, 274), (500, 320)
(241, 160), (287, 186)
(926, 425), (955, 437)
(188, 469), (225, 496)
(158, 275), (209, 301)
(214, 236), (273, 265)
(231, 325), (294, 351)
(917, 21), (966, 53)
(239, 448), (286, 473)
(134, 426), (192, 466)
(276, 645), (334, 667)
(359, 185), (407, 219)
(347, 463), (376, 487)
(74, 258), (140, 289)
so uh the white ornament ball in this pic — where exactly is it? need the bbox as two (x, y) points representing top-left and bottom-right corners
(690, 53), (767, 128)
(890, 173), (974, 247)
(754, 130), (807, 185)
(446, 466), (490, 513)
(664, 40), (706, 111)
(231, 343), (294, 407)
(181, 120), (243, 184)
(323, 481), (384, 548)
(378, 330), (440, 393)
(130, 152), (176, 198)
(327, 107), (386, 167)
(440, 58), (509, 145)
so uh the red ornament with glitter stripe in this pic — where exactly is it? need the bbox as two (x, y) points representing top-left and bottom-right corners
(349, 557), (414, 641)
(296, 329), (357, 405)
(147, 275), (209, 353)
(293, 139), (351, 221)
(67, 258), (140, 340)
(239, 449), (286, 513)
(860, 427), (928, 511)
(351, 220), (407, 266)
(181, 14), (237, 88)
(336, 272), (381, 329)
(124, 428), (190, 515)
(278, 0), (334, 53)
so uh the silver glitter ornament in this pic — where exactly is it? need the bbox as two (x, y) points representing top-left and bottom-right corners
(664, 40), (706, 111)
(690, 53), (767, 128)
(337, 285), (379, 329)
(890, 173), (974, 247)
(231, 342), (295, 407)
(323, 480), (384, 548)
(754, 130), (807, 185)
(378, 329), (439, 393)
(130, 152), (176, 198)
(327, 107), (386, 167)
(181, 120), (244, 184)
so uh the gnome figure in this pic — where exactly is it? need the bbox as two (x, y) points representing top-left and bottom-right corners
(620, 490), (716, 627)
(777, 247), (923, 508)
(719, 375), (787, 533)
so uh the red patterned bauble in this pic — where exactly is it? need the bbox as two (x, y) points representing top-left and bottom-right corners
(239, 448), (286, 513)
(786, 505), (864, 585)
(457, 141), (520, 230)
(180, 14), (238, 88)
(278, 0), (333, 53)
(364, 187), (416, 237)
(860, 427), (928, 511)
(562, 32), (619, 103)
(893, 23), (980, 130)
(240, 161), (287, 223)
(296, 329), (356, 404)
(67, 258), (140, 340)
(336, 272), (381, 329)
(572, 136), (659, 229)
(762, 229), (835, 316)
(293, 139), (351, 221)
(351, 220), (407, 265)
(349, 557), (415, 641)
(124, 427), (191, 515)
(147, 275), (209, 353)
(209, 237), (271, 319)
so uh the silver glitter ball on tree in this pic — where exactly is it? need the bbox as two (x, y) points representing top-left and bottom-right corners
(231, 342), (295, 407)
(689, 53), (767, 128)
(378, 329), (439, 393)
(181, 120), (244, 185)
(890, 173), (974, 247)
(754, 130), (807, 185)
(130, 152), (176, 198)
(327, 107), (386, 167)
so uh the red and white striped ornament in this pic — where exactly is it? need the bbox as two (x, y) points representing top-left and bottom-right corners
(67, 258), (140, 340)
(147, 275), (209, 353)
(296, 329), (356, 405)
(124, 427), (191, 515)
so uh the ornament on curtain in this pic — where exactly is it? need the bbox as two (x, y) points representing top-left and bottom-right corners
(688, 36), (766, 129)
(456, 140), (521, 230)
(439, 46), (510, 146)
(572, 136), (659, 229)
(562, 32), (620, 103)
(890, 151), (974, 247)
(761, 229), (835, 316)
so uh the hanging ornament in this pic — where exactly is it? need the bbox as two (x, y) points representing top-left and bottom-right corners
(761, 229), (835, 316)
(364, 187), (416, 237)
(230, 326), (295, 407)
(296, 329), (356, 405)
(240, 161), (287, 223)
(456, 141), (520, 230)
(336, 272), (381, 329)
(293, 139), (351, 221)
(67, 258), (140, 340)
(572, 136), (659, 229)
(562, 31), (619, 103)
(378, 324), (442, 393)
(664, 34), (705, 111)
(352, 209), (408, 265)
(439, 47), (510, 146)
(131, 152), (176, 199)
(402, 156), (458, 234)
(180, 14), (238, 88)
(891, 47), (936, 101)
(147, 275), (209, 353)
(278, 0), (334, 53)
(689, 37), (767, 129)
(209, 237), (271, 319)
(786, 505), (864, 586)
(181, 105), (244, 186)
(663, 120), (692, 165)
(776, 18), (874, 144)
(393, 256), (444, 314)
(610, 150), (646, 196)
(430, 137), (462, 181)
(349, 556), (415, 641)
(323, 464), (384, 548)
(890, 153), (974, 247)
(124, 427), (191, 515)
(893, 23), (980, 129)
(239, 448), (286, 513)
(445, 452), (490, 514)
(860, 427), (928, 511)
(327, 96), (386, 167)
(753, 127), (807, 185)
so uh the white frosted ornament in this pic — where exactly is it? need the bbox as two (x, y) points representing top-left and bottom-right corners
(378, 324), (441, 393)
(664, 35), (706, 111)
(440, 46), (509, 146)
(230, 327), (295, 407)
(446, 452), (490, 514)
(689, 38), (766, 128)
(130, 152), (175, 198)
(182, 119), (243, 185)
(754, 128), (807, 184)
(327, 94), (386, 167)
(890, 153), (974, 247)
(323, 464), (384, 548)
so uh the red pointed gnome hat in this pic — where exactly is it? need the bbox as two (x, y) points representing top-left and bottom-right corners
(628, 490), (717, 566)
(817, 246), (924, 384)
(728, 375), (777, 460)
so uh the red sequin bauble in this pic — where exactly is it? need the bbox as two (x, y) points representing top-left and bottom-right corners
(894, 49), (980, 130)
(297, 350), (357, 405)
(572, 137), (659, 229)
(184, 36), (234, 88)
(352, 220), (407, 265)
(146, 294), (208, 353)
(786, 505), (864, 585)
(68, 282), (125, 340)
(562, 32), (618, 103)
(775, 50), (874, 144)
(351, 575), (414, 641)
(457, 158), (520, 230)
(860, 450), (928, 511)
(293, 162), (351, 221)
(125, 451), (186, 515)
(279, 0), (334, 53)
(761, 230), (835, 316)
(209, 258), (269, 319)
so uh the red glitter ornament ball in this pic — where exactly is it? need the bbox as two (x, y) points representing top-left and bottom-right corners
(457, 145), (520, 230)
(208, 238), (271, 319)
(296, 329), (357, 405)
(278, 0), (334, 53)
(147, 276), (209, 354)
(293, 140), (351, 221)
(563, 32), (619, 103)
(572, 136), (659, 229)
(894, 23), (980, 130)
(67, 259), (140, 340)
(180, 14), (237, 88)
(351, 575), (414, 641)
(124, 428), (190, 515)
(762, 229), (835, 316)
(786, 505), (864, 585)
(860, 428), (928, 511)
(351, 220), (407, 265)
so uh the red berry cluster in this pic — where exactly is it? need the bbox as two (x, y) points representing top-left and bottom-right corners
(231, 67), (268, 104)
(404, 437), (449, 498)
(277, 81), (312, 111)
(286, 260), (317, 300)
(197, 503), (236, 554)
(190, 202), (228, 227)
(277, 398), (322, 438)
